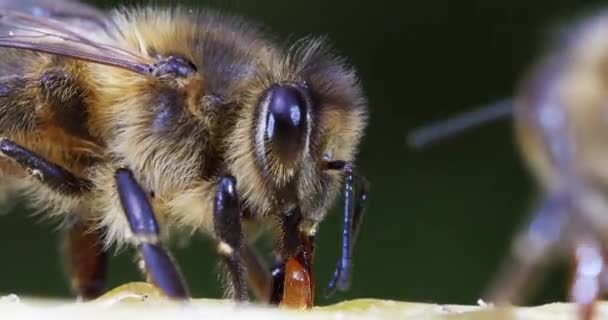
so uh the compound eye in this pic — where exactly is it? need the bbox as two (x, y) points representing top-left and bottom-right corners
(264, 85), (309, 163)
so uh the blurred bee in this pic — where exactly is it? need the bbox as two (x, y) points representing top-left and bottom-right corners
(0, 0), (368, 308)
(478, 9), (608, 319)
(407, 8), (608, 320)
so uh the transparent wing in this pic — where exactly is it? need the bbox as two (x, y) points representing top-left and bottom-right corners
(0, 0), (108, 31)
(0, 9), (152, 74)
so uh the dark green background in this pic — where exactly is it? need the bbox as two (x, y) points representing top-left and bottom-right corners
(0, 0), (604, 306)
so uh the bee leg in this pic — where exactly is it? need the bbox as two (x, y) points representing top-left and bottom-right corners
(115, 168), (189, 299)
(240, 242), (308, 305)
(62, 214), (108, 300)
(240, 246), (294, 305)
(240, 244), (275, 302)
(269, 259), (286, 304)
(213, 176), (247, 301)
(324, 161), (368, 296)
(485, 192), (569, 305)
(0, 138), (92, 194)
(570, 237), (605, 320)
(0, 139), (103, 299)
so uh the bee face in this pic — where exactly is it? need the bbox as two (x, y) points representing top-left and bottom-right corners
(202, 36), (368, 227)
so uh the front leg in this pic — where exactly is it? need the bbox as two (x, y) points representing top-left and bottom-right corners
(213, 176), (247, 301)
(221, 178), (311, 305)
(115, 168), (189, 299)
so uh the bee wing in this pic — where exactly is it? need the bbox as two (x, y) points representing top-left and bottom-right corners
(0, 10), (153, 74)
(0, 0), (99, 12)
(0, 0), (107, 28)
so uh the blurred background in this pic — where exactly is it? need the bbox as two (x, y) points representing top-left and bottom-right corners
(0, 0), (606, 307)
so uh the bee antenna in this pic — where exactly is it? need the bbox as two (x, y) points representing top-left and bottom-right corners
(406, 98), (514, 149)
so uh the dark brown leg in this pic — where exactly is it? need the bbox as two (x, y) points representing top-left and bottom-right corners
(241, 247), (292, 305)
(241, 244), (272, 302)
(62, 216), (107, 300)
(240, 244), (316, 306)
(0, 140), (105, 299)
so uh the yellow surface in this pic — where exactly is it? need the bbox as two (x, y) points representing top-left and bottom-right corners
(0, 282), (605, 320)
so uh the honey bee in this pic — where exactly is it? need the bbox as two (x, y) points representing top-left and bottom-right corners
(0, 0), (368, 308)
(406, 8), (608, 320)
(477, 9), (608, 320)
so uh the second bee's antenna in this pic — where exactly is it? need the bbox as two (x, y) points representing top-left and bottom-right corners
(407, 98), (513, 149)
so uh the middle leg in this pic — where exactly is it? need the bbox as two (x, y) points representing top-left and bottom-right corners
(115, 168), (189, 299)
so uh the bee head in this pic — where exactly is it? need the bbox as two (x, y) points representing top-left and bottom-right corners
(227, 37), (367, 225)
